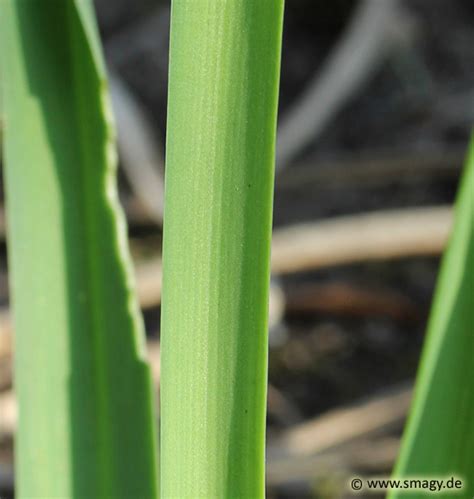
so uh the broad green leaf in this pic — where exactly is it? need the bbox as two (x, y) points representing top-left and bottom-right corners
(160, 1), (284, 497)
(391, 135), (474, 497)
(1, 1), (158, 497)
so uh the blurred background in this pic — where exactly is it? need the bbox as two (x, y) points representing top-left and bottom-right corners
(0, 0), (473, 497)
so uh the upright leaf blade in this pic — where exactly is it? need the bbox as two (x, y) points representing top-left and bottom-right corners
(391, 136), (474, 497)
(160, 1), (284, 497)
(1, 1), (158, 497)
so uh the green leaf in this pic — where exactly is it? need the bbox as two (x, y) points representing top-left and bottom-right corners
(391, 135), (474, 497)
(160, 1), (284, 497)
(1, 1), (158, 497)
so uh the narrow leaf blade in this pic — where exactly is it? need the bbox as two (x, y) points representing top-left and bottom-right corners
(160, 1), (284, 497)
(391, 135), (474, 496)
(1, 1), (158, 497)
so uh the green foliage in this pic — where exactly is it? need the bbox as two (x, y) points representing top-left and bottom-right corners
(1, 1), (158, 497)
(391, 135), (474, 498)
(160, 1), (284, 497)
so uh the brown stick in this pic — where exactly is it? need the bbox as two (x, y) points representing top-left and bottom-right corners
(268, 385), (412, 458)
(271, 206), (452, 274)
(285, 282), (419, 321)
(267, 437), (400, 486)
